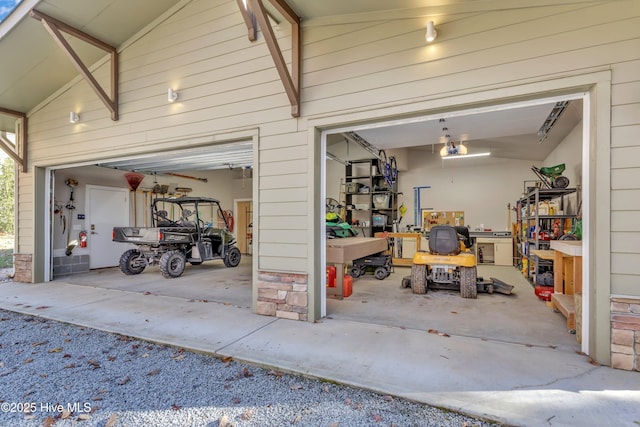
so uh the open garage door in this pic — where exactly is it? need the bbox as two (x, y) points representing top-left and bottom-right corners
(322, 94), (587, 356)
(48, 140), (254, 279)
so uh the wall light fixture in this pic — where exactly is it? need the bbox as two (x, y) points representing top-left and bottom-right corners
(69, 112), (80, 123)
(168, 88), (179, 103)
(425, 21), (437, 43)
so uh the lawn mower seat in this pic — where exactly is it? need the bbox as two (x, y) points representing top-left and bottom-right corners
(429, 225), (461, 255)
(455, 226), (474, 249)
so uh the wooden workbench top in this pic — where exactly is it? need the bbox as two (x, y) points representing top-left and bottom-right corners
(530, 249), (555, 260)
(550, 240), (582, 256)
(326, 237), (388, 264)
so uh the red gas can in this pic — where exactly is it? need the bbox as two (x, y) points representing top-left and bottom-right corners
(343, 275), (353, 297)
(326, 266), (336, 287)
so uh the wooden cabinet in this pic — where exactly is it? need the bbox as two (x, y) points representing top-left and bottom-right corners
(476, 237), (513, 266)
(494, 240), (513, 266)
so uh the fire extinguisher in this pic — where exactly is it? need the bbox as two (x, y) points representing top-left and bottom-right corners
(79, 230), (88, 248)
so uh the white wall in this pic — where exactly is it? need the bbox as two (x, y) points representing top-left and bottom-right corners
(327, 138), (533, 232)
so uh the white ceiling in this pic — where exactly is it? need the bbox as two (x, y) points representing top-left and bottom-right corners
(349, 99), (583, 161)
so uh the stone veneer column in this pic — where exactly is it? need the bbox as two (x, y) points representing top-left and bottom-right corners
(256, 271), (308, 321)
(610, 297), (640, 371)
(13, 254), (32, 283)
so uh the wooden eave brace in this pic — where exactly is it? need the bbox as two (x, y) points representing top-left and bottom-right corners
(0, 107), (27, 171)
(245, 0), (300, 117)
(30, 9), (119, 121)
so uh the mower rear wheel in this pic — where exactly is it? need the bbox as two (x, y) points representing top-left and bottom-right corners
(410, 264), (427, 294)
(350, 267), (361, 278)
(374, 267), (387, 280)
(460, 266), (477, 299)
(160, 250), (186, 279)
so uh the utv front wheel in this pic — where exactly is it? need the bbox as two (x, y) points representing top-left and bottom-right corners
(460, 266), (478, 299)
(223, 246), (241, 267)
(119, 249), (145, 275)
(159, 250), (186, 278)
(410, 264), (427, 294)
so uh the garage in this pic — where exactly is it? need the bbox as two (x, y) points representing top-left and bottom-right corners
(2, 0), (638, 369)
(321, 94), (585, 351)
(45, 140), (255, 308)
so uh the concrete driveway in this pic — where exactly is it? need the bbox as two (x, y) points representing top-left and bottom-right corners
(1, 258), (638, 426)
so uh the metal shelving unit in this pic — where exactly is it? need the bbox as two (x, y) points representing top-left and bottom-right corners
(516, 186), (579, 284)
(344, 159), (398, 237)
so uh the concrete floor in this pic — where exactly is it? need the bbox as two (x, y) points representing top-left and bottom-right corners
(59, 258), (579, 353)
(328, 264), (579, 353)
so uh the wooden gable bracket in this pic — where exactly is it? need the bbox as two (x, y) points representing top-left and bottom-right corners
(244, 0), (300, 117)
(0, 108), (27, 171)
(235, 0), (257, 41)
(30, 9), (119, 121)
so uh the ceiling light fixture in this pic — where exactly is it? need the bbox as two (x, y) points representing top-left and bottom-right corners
(167, 88), (179, 103)
(441, 152), (491, 160)
(438, 119), (468, 157)
(537, 101), (569, 143)
(69, 112), (80, 123)
(425, 21), (437, 43)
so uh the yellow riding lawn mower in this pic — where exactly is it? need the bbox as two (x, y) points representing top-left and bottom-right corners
(401, 225), (513, 298)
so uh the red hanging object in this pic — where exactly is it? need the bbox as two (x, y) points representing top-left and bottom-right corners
(124, 172), (145, 191)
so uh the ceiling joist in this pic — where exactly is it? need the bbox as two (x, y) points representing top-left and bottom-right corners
(0, 107), (27, 171)
(243, 0), (300, 117)
(30, 9), (119, 121)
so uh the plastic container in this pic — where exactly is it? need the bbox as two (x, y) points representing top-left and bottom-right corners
(372, 214), (388, 226)
(372, 194), (390, 209)
(343, 275), (353, 297)
(534, 285), (554, 301)
(345, 182), (361, 193)
(326, 266), (336, 287)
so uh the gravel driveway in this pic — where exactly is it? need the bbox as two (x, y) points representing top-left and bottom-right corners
(0, 309), (500, 427)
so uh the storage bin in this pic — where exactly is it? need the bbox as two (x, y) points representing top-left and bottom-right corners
(534, 285), (554, 301)
(345, 182), (361, 193)
(354, 203), (369, 210)
(372, 214), (388, 226)
(372, 194), (390, 209)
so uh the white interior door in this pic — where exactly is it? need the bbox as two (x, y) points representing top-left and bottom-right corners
(86, 185), (130, 269)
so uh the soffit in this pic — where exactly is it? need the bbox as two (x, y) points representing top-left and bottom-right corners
(0, 0), (177, 131)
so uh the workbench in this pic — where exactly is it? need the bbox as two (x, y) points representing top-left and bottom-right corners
(326, 237), (388, 299)
(549, 240), (582, 331)
(374, 232), (423, 266)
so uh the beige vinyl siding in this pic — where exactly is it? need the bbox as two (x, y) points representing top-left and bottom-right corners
(610, 47), (640, 295)
(16, 174), (33, 254)
(23, 0), (306, 272)
(258, 131), (308, 272)
(301, 4), (638, 115)
(18, 0), (640, 297)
